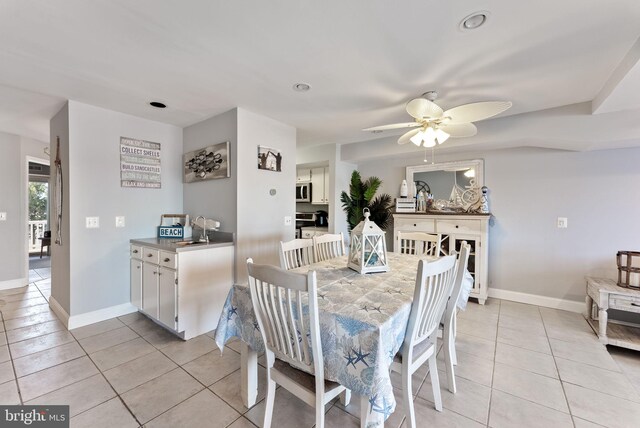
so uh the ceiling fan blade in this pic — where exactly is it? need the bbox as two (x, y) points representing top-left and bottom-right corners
(406, 98), (443, 119)
(398, 129), (420, 145)
(443, 101), (512, 124)
(362, 122), (420, 132)
(439, 123), (477, 138)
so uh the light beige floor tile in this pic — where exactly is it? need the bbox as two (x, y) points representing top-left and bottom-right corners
(70, 318), (125, 340)
(34, 268), (51, 279)
(120, 368), (203, 424)
(127, 316), (166, 336)
(6, 319), (65, 343)
(225, 338), (243, 354)
(117, 311), (146, 325)
(488, 389), (573, 428)
(564, 382), (640, 428)
(390, 356), (430, 397)
(78, 326), (138, 354)
(146, 389), (240, 428)
(556, 357), (640, 402)
(0, 380), (21, 405)
(1, 303), (52, 320)
(495, 342), (558, 378)
(324, 405), (359, 428)
(3, 311), (58, 331)
(492, 363), (568, 413)
(499, 301), (541, 317)
(454, 333), (496, 360)
(497, 325), (551, 354)
(209, 367), (268, 413)
(183, 348), (241, 386)
(0, 333), (6, 347)
(1, 290), (43, 303)
(609, 346), (640, 395)
(142, 327), (184, 349)
(498, 314), (546, 336)
(399, 395), (485, 428)
(0, 296), (48, 311)
(418, 369), (491, 424)
(0, 322), (4, 333)
(0, 345), (10, 363)
(18, 356), (99, 401)
(90, 337), (155, 371)
(572, 417), (606, 428)
(245, 387), (320, 428)
(0, 285), (37, 296)
(436, 348), (494, 387)
(103, 351), (177, 394)
(549, 339), (620, 372)
(160, 334), (217, 365)
(26, 373), (115, 417)
(336, 391), (406, 428)
(0, 360), (15, 384)
(456, 317), (498, 341)
(9, 330), (75, 359)
(14, 341), (85, 377)
(545, 324), (600, 344)
(70, 397), (138, 428)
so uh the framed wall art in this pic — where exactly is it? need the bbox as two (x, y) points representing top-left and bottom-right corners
(257, 145), (282, 172)
(183, 141), (230, 183)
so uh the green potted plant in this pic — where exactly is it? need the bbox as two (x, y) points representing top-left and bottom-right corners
(340, 171), (393, 231)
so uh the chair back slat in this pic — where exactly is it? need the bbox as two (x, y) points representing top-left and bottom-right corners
(444, 242), (471, 328)
(397, 231), (441, 256)
(405, 255), (457, 349)
(247, 259), (319, 374)
(279, 239), (315, 270)
(312, 232), (345, 262)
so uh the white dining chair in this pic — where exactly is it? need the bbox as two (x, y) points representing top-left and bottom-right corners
(312, 232), (345, 262)
(279, 238), (315, 270)
(390, 254), (457, 428)
(441, 241), (471, 394)
(396, 231), (441, 256)
(247, 259), (349, 428)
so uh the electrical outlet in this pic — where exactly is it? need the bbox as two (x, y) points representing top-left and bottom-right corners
(86, 217), (100, 228)
(284, 216), (292, 226)
(0, 212), (6, 221)
(115, 216), (125, 228)
(557, 217), (568, 228)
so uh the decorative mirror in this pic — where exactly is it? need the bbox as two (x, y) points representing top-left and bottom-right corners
(406, 159), (485, 212)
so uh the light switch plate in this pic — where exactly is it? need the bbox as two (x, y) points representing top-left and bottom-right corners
(284, 216), (292, 226)
(86, 217), (100, 228)
(115, 216), (125, 228)
(557, 217), (568, 228)
(0, 212), (6, 221)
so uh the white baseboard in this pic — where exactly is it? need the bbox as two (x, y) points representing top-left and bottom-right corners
(0, 278), (28, 291)
(488, 288), (584, 313)
(49, 297), (137, 330)
(49, 296), (70, 327)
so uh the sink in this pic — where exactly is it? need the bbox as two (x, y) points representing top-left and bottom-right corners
(174, 241), (207, 247)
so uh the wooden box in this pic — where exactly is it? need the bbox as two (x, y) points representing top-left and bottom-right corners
(395, 198), (416, 213)
(616, 251), (640, 289)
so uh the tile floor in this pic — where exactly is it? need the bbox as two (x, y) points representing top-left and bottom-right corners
(1, 269), (640, 427)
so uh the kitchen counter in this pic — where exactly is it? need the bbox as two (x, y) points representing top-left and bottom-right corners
(130, 231), (234, 252)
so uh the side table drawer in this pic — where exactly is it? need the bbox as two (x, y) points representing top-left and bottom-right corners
(609, 294), (640, 313)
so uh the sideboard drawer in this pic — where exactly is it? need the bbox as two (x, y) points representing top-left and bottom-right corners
(436, 219), (481, 234)
(610, 294), (640, 313)
(142, 247), (160, 264)
(394, 218), (435, 233)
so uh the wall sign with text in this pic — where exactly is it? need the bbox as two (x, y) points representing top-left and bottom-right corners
(120, 137), (161, 188)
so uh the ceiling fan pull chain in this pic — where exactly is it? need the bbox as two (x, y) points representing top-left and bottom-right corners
(423, 146), (428, 163)
(431, 147), (435, 164)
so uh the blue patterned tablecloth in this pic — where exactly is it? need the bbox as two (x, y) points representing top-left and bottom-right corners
(214, 253), (471, 426)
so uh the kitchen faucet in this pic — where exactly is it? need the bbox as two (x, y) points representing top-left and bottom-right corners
(193, 215), (209, 243)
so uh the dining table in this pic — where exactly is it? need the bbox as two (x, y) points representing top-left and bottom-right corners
(214, 252), (473, 428)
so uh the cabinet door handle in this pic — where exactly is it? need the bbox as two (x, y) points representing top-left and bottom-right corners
(632, 302), (640, 307)
(136, 266), (140, 270)
(413, 224), (417, 227)
(147, 254), (153, 258)
(158, 272), (162, 276)
(153, 271), (157, 275)
(164, 258), (170, 262)
(455, 225), (459, 228)
(132, 249), (138, 254)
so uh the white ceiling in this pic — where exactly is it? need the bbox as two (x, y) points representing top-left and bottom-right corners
(1, 0), (640, 152)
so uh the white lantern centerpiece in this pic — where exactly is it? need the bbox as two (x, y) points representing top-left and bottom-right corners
(348, 208), (389, 274)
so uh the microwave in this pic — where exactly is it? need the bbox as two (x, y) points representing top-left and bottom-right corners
(296, 183), (311, 202)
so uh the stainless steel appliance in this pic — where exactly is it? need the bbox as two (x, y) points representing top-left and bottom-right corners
(296, 183), (311, 202)
(315, 210), (328, 227)
(295, 212), (316, 238)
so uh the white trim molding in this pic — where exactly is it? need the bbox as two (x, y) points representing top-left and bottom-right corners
(488, 288), (584, 313)
(49, 297), (137, 330)
(0, 278), (28, 291)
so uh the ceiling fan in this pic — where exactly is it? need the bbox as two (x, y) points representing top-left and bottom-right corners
(363, 91), (512, 147)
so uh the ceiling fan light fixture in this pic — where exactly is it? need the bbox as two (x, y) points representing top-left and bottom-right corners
(435, 129), (450, 144)
(410, 131), (424, 146)
(423, 137), (436, 148)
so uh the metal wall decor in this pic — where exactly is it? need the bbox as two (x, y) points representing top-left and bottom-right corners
(183, 141), (230, 182)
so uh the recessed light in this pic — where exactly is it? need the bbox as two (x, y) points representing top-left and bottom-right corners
(460, 11), (489, 31)
(292, 83), (311, 92)
(149, 101), (167, 109)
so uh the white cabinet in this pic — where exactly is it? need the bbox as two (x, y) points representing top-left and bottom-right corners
(393, 213), (490, 304)
(296, 168), (311, 182)
(130, 241), (234, 340)
(311, 167), (329, 204)
(301, 227), (328, 239)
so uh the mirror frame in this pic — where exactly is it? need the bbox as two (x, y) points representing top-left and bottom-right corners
(406, 159), (484, 199)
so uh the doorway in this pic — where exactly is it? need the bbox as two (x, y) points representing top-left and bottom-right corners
(27, 160), (51, 280)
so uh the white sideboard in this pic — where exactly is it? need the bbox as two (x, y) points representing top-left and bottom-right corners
(393, 213), (490, 304)
(130, 238), (234, 340)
